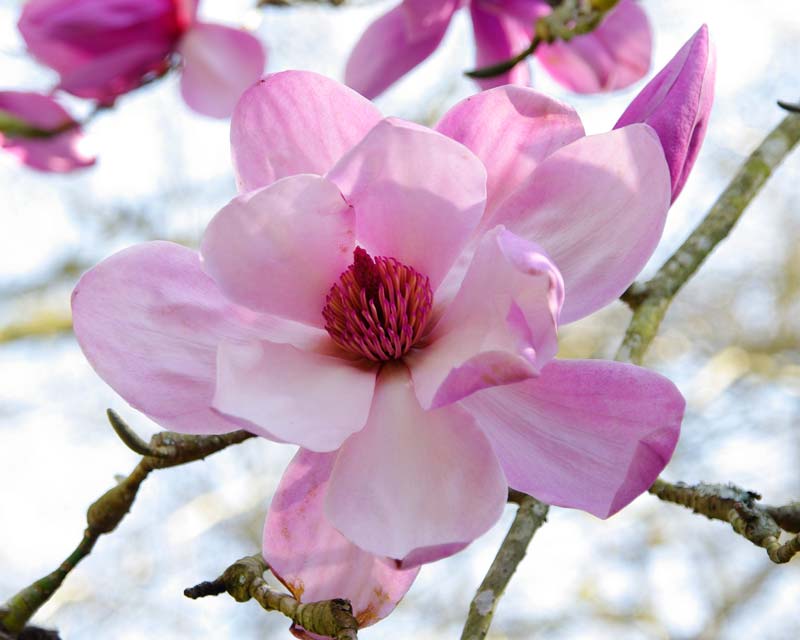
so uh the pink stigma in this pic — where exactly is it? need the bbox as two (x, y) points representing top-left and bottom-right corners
(323, 248), (433, 362)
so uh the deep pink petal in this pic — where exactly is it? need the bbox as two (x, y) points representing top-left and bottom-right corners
(490, 125), (670, 324)
(19, 0), (181, 103)
(201, 174), (355, 326)
(345, 1), (459, 99)
(537, 0), (651, 93)
(327, 118), (486, 291)
(469, 2), (538, 90)
(231, 71), (382, 192)
(71, 241), (315, 437)
(177, 22), (266, 118)
(461, 359), (685, 518)
(263, 449), (418, 630)
(408, 227), (563, 409)
(325, 364), (507, 563)
(0, 91), (94, 172)
(436, 85), (584, 217)
(615, 25), (715, 202)
(213, 339), (376, 452)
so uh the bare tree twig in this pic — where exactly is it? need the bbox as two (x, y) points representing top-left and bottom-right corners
(649, 479), (800, 564)
(460, 494), (549, 640)
(185, 555), (359, 640)
(616, 111), (800, 364)
(0, 419), (255, 634)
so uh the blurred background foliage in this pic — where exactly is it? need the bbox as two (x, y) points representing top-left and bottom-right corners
(0, 0), (798, 638)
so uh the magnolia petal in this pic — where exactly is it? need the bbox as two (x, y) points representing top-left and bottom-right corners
(214, 340), (376, 452)
(325, 364), (507, 563)
(0, 91), (94, 172)
(327, 118), (486, 291)
(201, 174), (355, 327)
(615, 25), (715, 202)
(462, 359), (684, 518)
(490, 124), (670, 324)
(178, 22), (266, 119)
(436, 85), (584, 217)
(408, 227), (563, 410)
(345, 1), (459, 99)
(469, 2), (534, 90)
(537, 0), (651, 93)
(263, 449), (418, 631)
(231, 70), (382, 192)
(71, 241), (313, 437)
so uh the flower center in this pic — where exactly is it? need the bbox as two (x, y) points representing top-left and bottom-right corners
(322, 248), (433, 362)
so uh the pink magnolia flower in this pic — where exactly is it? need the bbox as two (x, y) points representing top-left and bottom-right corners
(72, 69), (698, 629)
(346, 0), (652, 99)
(616, 25), (715, 202)
(18, 0), (266, 118)
(0, 91), (94, 172)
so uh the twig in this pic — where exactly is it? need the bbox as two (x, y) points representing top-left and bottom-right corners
(0, 420), (255, 634)
(616, 111), (800, 364)
(0, 311), (72, 344)
(649, 479), (800, 564)
(460, 494), (549, 640)
(185, 555), (359, 640)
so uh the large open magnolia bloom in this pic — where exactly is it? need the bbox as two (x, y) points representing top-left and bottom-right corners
(346, 0), (652, 99)
(72, 61), (715, 629)
(18, 0), (265, 118)
(0, 91), (94, 172)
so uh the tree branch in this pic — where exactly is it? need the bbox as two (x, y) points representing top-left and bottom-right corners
(185, 555), (359, 640)
(616, 111), (800, 364)
(0, 414), (255, 635)
(649, 479), (800, 564)
(460, 494), (549, 640)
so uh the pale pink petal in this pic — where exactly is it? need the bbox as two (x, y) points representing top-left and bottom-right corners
(461, 359), (685, 518)
(325, 364), (507, 563)
(263, 450), (418, 630)
(214, 340), (376, 452)
(231, 71), (382, 192)
(71, 241), (316, 437)
(469, 2), (536, 90)
(201, 174), (355, 326)
(537, 0), (651, 93)
(345, 1), (459, 99)
(0, 91), (94, 173)
(616, 25), (715, 202)
(490, 125), (670, 324)
(408, 227), (563, 410)
(327, 118), (486, 290)
(436, 85), (584, 217)
(178, 22), (266, 119)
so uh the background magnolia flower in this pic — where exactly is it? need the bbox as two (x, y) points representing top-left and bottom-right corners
(346, 0), (652, 99)
(17, 0), (266, 118)
(0, 91), (94, 172)
(72, 43), (712, 626)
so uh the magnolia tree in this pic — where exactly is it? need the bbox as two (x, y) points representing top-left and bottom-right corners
(0, 1), (798, 639)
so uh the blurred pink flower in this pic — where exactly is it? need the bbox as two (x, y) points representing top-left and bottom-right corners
(18, 0), (266, 118)
(616, 25), (715, 202)
(72, 71), (692, 628)
(0, 91), (94, 172)
(346, 0), (652, 99)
